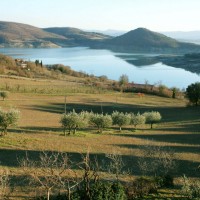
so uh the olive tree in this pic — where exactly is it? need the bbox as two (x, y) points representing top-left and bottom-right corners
(119, 74), (129, 92)
(90, 113), (112, 133)
(0, 108), (20, 136)
(0, 91), (8, 101)
(186, 82), (200, 106)
(130, 113), (146, 129)
(111, 111), (131, 131)
(143, 111), (161, 129)
(60, 110), (88, 136)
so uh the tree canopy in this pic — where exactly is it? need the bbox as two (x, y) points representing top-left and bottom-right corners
(186, 82), (200, 106)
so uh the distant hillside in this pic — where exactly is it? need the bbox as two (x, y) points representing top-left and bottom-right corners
(44, 27), (111, 46)
(0, 21), (66, 48)
(1, 21), (200, 53)
(44, 27), (111, 40)
(96, 28), (200, 53)
(162, 30), (200, 45)
(88, 29), (126, 36)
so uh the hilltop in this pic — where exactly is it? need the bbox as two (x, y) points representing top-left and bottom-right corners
(96, 28), (200, 53)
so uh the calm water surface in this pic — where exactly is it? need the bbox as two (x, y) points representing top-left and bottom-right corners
(0, 47), (199, 89)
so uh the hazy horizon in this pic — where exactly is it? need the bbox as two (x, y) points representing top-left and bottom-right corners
(1, 0), (200, 32)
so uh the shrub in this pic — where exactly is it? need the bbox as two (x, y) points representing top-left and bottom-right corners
(126, 177), (157, 199)
(182, 175), (200, 199)
(154, 174), (174, 188)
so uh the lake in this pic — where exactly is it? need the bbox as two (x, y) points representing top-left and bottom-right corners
(0, 47), (200, 89)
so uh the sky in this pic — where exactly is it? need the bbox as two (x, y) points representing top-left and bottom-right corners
(1, 0), (200, 32)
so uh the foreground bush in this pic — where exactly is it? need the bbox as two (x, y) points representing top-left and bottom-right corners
(126, 177), (157, 199)
(182, 175), (200, 199)
(35, 181), (127, 200)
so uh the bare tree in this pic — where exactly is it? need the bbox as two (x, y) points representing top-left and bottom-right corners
(106, 151), (126, 181)
(19, 151), (73, 200)
(138, 142), (176, 178)
(0, 169), (10, 199)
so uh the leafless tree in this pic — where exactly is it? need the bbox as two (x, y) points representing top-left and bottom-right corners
(106, 151), (126, 181)
(138, 142), (176, 177)
(19, 151), (77, 200)
(0, 169), (10, 199)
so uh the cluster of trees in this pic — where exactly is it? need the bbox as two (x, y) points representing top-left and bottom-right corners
(60, 110), (162, 135)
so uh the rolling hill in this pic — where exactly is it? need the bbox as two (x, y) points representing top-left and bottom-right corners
(96, 28), (200, 53)
(0, 21), (66, 48)
(43, 27), (111, 46)
(0, 21), (200, 53)
(0, 21), (111, 48)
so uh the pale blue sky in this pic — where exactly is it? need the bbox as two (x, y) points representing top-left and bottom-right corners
(1, 0), (200, 31)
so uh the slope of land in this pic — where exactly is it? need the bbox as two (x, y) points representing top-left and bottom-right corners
(0, 21), (66, 48)
(0, 21), (111, 48)
(44, 27), (111, 46)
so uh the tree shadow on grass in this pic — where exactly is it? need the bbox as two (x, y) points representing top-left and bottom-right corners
(116, 133), (200, 146)
(19, 126), (62, 134)
(8, 127), (62, 134)
(115, 143), (200, 155)
(28, 102), (200, 123)
(0, 148), (199, 178)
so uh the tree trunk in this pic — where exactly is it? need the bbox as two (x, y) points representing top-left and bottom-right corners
(3, 126), (7, 136)
(47, 189), (50, 200)
(68, 127), (71, 135)
(119, 126), (122, 131)
(151, 123), (153, 129)
(64, 127), (66, 136)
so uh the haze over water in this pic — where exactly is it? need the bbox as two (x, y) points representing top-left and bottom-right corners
(1, 47), (199, 89)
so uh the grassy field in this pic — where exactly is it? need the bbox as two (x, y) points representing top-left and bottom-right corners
(0, 76), (199, 199)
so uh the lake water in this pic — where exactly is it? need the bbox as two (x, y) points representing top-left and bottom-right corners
(0, 47), (200, 89)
